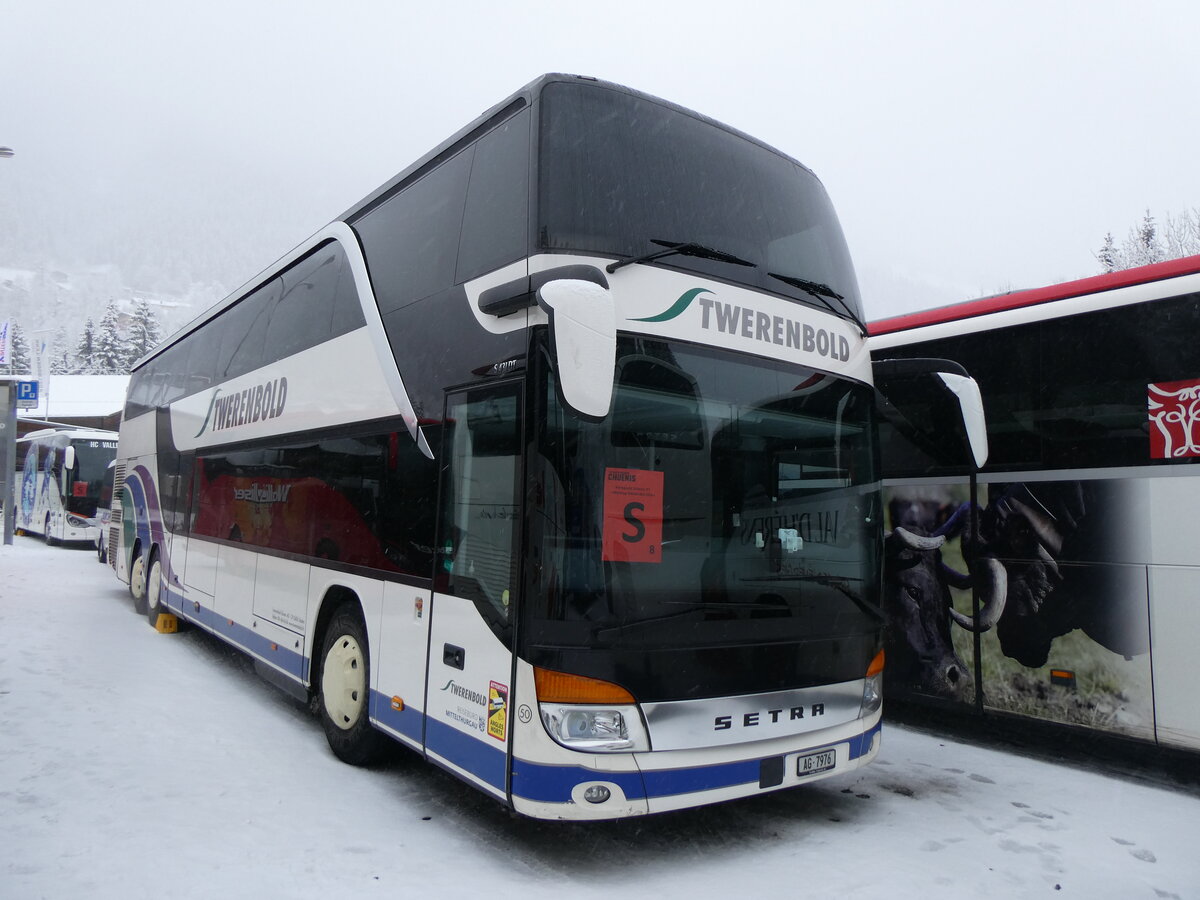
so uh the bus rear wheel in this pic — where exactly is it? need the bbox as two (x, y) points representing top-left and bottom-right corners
(129, 551), (149, 615)
(317, 605), (388, 766)
(145, 556), (165, 627)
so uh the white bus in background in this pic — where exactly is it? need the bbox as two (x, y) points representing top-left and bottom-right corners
(110, 73), (983, 820)
(871, 254), (1200, 753)
(14, 427), (119, 545)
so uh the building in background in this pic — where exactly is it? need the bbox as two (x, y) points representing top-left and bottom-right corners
(17, 374), (128, 438)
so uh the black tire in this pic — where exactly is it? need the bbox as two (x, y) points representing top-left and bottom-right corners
(97, 536), (107, 564)
(129, 549), (149, 615)
(44, 515), (56, 547)
(145, 556), (166, 627)
(317, 605), (389, 765)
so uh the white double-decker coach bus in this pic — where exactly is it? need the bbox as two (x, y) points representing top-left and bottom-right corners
(110, 74), (983, 819)
(14, 427), (118, 545)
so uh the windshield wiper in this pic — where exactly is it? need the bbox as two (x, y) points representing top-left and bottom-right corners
(606, 239), (757, 274)
(768, 271), (868, 337)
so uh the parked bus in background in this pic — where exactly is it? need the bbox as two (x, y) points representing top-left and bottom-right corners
(109, 74), (984, 820)
(870, 254), (1200, 753)
(14, 427), (118, 545)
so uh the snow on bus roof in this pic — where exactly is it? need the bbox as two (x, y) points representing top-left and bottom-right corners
(868, 254), (1200, 337)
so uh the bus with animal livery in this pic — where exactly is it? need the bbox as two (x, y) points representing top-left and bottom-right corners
(109, 73), (984, 820)
(14, 427), (118, 545)
(870, 254), (1200, 753)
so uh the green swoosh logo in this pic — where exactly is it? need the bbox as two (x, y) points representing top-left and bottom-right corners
(631, 287), (712, 323)
(194, 388), (223, 438)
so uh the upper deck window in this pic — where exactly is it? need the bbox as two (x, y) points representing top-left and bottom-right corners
(537, 81), (863, 322)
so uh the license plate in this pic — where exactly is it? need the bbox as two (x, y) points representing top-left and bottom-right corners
(797, 748), (836, 776)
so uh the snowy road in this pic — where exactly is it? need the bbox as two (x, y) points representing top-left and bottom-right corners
(1, 538), (1195, 899)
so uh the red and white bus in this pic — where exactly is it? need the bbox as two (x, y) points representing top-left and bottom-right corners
(871, 255), (1200, 752)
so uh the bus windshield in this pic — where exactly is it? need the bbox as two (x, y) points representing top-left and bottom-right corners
(525, 335), (881, 702)
(68, 439), (118, 516)
(538, 80), (864, 323)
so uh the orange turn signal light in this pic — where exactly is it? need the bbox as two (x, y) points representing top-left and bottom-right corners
(866, 649), (886, 678)
(534, 667), (636, 704)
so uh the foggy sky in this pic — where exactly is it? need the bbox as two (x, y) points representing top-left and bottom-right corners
(4, 0), (1199, 319)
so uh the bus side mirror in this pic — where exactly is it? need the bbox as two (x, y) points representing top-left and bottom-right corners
(874, 357), (989, 471)
(63, 446), (76, 471)
(537, 279), (617, 420)
(934, 371), (988, 469)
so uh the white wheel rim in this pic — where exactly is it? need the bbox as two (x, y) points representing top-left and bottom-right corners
(322, 634), (366, 730)
(147, 562), (161, 613)
(131, 557), (145, 596)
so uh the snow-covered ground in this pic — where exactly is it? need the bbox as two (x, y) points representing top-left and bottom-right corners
(1, 538), (1195, 899)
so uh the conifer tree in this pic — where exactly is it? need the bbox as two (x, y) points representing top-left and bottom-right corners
(75, 317), (99, 374)
(9, 322), (31, 374)
(95, 302), (126, 374)
(1096, 232), (1121, 273)
(1098, 207), (1199, 273)
(1124, 209), (1164, 267)
(50, 326), (72, 375)
(126, 298), (163, 367)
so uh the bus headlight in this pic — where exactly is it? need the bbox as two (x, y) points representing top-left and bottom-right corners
(860, 649), (884, 718)
(534, 667), (650, 753)
(66, 515), (89, 528)
(860, 674), (882, 718)
(539, 704), (649, 752)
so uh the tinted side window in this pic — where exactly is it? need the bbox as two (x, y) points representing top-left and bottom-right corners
(881, 292), (1200, 473)
(436, 385), (521, 636)
(218, 278), (281, 381)
(457, 109), (531, 282)
(1036, 293), (1200, 469)
(178, 324), (218, 397)
(156, 342), (188, 407)
(190, 428), (436, 578)
(356, 150), (473, 314)
(263, 244), (342, 363)
(124, 363), (155, 419)
(330, 248), (367, 337)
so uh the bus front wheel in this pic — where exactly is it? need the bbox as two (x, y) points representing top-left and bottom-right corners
(317, 605), (389, 766)
(44, 515), (56, 547)
(129, 551), (149, 615)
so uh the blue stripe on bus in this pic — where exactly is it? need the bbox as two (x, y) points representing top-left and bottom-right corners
(510, 719), (882, 804)
(848, 720), (882, 759)
(370, 690), (424, 744)
(157, 567), (881, 807)
(125, 467), (182, 588)
(511, 758), (647, 802)
(123, 471), (153, 561)
(167, 586), (306, 682)
(424, 716), (508, 791)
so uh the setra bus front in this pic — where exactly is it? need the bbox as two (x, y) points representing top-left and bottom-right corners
(411, 77), (893, 819)
(509, 328), (885, 818)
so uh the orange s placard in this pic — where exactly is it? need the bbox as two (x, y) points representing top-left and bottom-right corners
(602, 468), (664, 563)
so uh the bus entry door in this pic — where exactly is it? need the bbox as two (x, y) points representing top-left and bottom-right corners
(422, 384), (523, 801)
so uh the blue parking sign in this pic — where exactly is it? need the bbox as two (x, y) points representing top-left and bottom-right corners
(16, 381), (38, 408)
